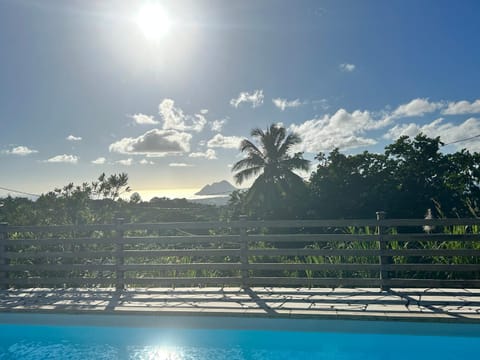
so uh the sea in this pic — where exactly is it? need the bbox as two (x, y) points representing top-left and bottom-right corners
(134, 188), (230, 205)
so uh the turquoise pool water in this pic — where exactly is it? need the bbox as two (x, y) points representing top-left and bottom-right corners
(0, 316), (479, 359)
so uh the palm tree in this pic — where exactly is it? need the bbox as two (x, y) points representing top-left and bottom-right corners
(232, 124), (310, 218)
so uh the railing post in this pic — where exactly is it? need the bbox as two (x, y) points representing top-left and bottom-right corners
(239, 215), (249, 288)
(0, 223), (8, 290)
(115, 218), (125, 291)
(376, 211), (389, 291)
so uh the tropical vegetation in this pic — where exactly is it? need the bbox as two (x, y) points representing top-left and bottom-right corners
(2, 125), (480, 225)
(231, 124), (310, 219)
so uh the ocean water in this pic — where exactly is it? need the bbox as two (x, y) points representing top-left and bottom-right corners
(134, 188), (229, 202)
(0, 323), (479, 359)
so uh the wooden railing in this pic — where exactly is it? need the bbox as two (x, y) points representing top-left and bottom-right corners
(1, 215), (480, 290)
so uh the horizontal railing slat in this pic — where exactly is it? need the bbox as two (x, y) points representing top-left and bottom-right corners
(381, 249), (480, 257)
(384, 279), (480, 288)
(382, 234), (480, 241)
(3, 264), (116, 271)
(4, 248), (240, 259)
(247, 234), (378, 242)
(7, 248), (480, 259)
(249, 248), (480, 257)
(4, 251), (116, 259)
(0, 277), (243, 286)
(247, 263), (379, 271)
(122, 277), (243, 286)
(2, 235), (239, 246)
(246, 277), (381, 287)
(4, 262), (480, 273)
(248, 249), (380, 256)
(0, 278), (117, 285)
(384, 264), (480, 271)
(119, 263), (241, 271)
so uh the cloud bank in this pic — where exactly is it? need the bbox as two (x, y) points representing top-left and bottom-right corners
(109, 129), (191, 156)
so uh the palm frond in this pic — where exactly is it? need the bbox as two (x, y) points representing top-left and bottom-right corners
(234, 166), (264, 185)
(232, 154), (265, 172)
(250, 127), (265, 138)
(278, 133), (302, 156)
(281, 153), (310, 172)
(232, 124), (310, 211)
(240, 139), (263, 157)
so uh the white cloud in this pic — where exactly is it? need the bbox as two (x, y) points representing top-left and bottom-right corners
(289, 109), (385, 152)
(46, 154), (79, 164)
(117, 158), (133, 166)
(131, 113), (159, 125)
(442, 100), (480, 115)
(189, 149), (217, 160)
(158, 99), (206, 132)
(140, 158), (155, 165)
(272, 98), (302, 111)
(169, 163), (194, 167)
(109, 129), (191, 156)
(384, 117), (480, 152)
(66, 135), (82, 141)
(392, 98), (443, 118)
(207, 134), (243, 149)
(339, 63), (356, 72)
(91, 157), (106, 165)
(4, 146), (38, 156)
(200, 109), (209, 115)
(286, 98), (480, 154)
(210, 119), (226, 132)
(230, 89), (264, 108)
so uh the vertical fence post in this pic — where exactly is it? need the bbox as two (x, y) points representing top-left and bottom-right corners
(0, 223), (8, 290)
(115, 218), (125, 291)
(376, 211), (389, 291)
(239, 215), (249, 288)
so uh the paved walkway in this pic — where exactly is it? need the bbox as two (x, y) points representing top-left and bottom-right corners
(1, 287), (480, 323)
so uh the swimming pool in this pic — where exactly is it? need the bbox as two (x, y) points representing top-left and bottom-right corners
(1, 314), (479, 359)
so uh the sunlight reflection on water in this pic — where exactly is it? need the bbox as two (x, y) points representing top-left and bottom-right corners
(1, 324), (480, 360)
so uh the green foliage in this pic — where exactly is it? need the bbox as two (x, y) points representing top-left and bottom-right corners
(307, 133), (480, 219)
(0, 173), (220, 226)
(226, 132), (480, 220)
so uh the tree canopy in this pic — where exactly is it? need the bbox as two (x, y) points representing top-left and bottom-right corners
(308, 134), (480, 219)
(229, 132), (480, 220)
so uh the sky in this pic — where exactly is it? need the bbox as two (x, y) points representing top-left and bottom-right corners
(1, 0), (480, 199)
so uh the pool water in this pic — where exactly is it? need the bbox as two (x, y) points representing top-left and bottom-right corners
(0, 322), (479, 360)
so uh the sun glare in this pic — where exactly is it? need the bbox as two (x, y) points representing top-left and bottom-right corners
(136, 3), (172, 41)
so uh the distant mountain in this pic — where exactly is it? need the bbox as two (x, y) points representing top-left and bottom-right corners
(195, 180), (237, 196)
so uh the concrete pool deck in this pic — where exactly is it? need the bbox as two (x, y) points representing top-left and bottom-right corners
(1, 287), (480, 323)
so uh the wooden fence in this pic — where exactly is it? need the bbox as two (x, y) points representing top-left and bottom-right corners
(1, 214), (480, 290)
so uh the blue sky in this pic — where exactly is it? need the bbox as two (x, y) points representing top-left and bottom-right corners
(1, 0), (480, 198)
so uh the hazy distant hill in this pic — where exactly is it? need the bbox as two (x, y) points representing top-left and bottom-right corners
(195, 180), (237, 196)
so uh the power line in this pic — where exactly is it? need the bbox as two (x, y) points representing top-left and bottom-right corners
(443, 133), (480, 146)
(0, 186), (41, 198)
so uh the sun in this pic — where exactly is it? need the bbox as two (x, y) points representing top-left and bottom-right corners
(136, 3), (172, 41)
